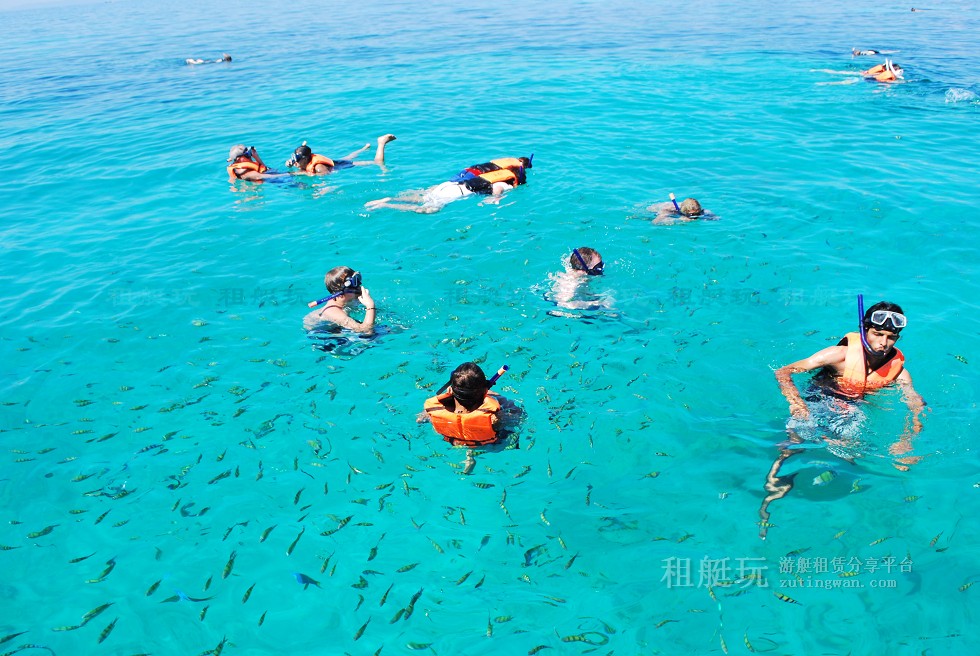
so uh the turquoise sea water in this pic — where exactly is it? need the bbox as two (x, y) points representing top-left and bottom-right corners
(2, 0), (979, 653)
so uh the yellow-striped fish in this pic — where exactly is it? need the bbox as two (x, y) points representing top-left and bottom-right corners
(773, 591), (800, 604)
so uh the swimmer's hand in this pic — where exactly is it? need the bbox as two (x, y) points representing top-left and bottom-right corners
(789, 400), (811, 420)
(358, 287), (374, 307)
(416, 411), (431, 424)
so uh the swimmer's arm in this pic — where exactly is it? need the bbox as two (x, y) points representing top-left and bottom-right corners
(491, 181), (513, 196)
(249, 148), (268, 171)
(895, 368), (926, 433)
(774, 346), (846, 418)
(307, 305), (374, 334)
(481, 181), (514, 205)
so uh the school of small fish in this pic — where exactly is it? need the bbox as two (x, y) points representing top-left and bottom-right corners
(0, 301), (950, 656)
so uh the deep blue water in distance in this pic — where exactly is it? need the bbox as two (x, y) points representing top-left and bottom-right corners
(1, 0), (979, 654)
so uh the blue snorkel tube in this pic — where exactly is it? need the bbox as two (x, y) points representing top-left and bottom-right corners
(307, 291), (344, 308)
(487, 364), (509, 387)
(857, 294), (872, 353)
(307, 272), (363, 308)
(669, 192), (682, 212)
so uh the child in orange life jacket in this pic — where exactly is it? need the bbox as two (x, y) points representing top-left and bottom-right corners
(420, 363), (519, 448)
(774, 300), (926, 464)
(303, 266), (376, 333)
(286, 134), (396, 175)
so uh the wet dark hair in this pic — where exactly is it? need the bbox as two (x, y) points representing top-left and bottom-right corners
(864, 300), (905, 332)
(450, 362), (489, 411)
(569, 247), (600, 272)
(324, 266), (356, 293)
(294, 144), (313, 165)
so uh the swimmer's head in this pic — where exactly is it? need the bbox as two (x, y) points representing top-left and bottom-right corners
(863, 301), (906, 334)
(324, 266), (361, 295)
(570, 247), (604, 276)
(289, 142), (313, 168)
(221, 53), (232, 62)
(227, 144), (250, 162)
(519, 156), (532, 169)
(449, 362), (489, 411)
(680, 198), (703, 217)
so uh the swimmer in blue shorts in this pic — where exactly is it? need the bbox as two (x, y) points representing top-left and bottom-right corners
(287, 134), (396, 175)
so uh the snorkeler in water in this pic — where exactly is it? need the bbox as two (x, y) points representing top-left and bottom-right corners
(226, 144), (288, 182)
(546, 247), (615, 313)
(365, 156), (532, 213)
(861, 59), (904, 82)
(187, 53), (232, 65)
(418, 362), (522, 472)
(286, 134), (396, 175)
(759, 299), (927, 538)
(774, 300), (924, 424)
(303, 267), (376, 333)
(648, 193), (714, 225)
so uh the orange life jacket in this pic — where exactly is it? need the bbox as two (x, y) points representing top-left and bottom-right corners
(862, 63), (898, 82)
(477, 168), (518, 185)
(423, 390), (501, 446)
(227, 160), (268, 179)
(838, 331), (904, 397)
(453, 158), (527, 190)
(305, 154), (336, 173)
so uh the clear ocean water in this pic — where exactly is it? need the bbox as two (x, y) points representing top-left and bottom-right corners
(1, 0), (979, 653)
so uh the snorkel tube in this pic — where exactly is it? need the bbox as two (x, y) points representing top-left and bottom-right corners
(487, 364), (509, 387)
(669, 193), (682, 212)
(857, 294), (872, 353)
(307, 272), (363, 308)
(306, 291), (345, 308)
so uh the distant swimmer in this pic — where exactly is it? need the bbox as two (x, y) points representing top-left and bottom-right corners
(286, 134), (396, 175)
(861, 59), (904, 82)
(852, 48), (880, 56)
(648, 193), (714, 225)
(420, 362), (521, 448)
(187, 53), (232, 65)
(303, 267), (375, 333)
(364, 156), (532, 213)
(226, 145), (284, 182)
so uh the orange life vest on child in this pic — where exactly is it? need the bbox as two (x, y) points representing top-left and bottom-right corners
(838, 331), (904, 397)
(423, 390), (501, 446)
(227, 160), (268, 179)
(305, 154), (336, 173)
